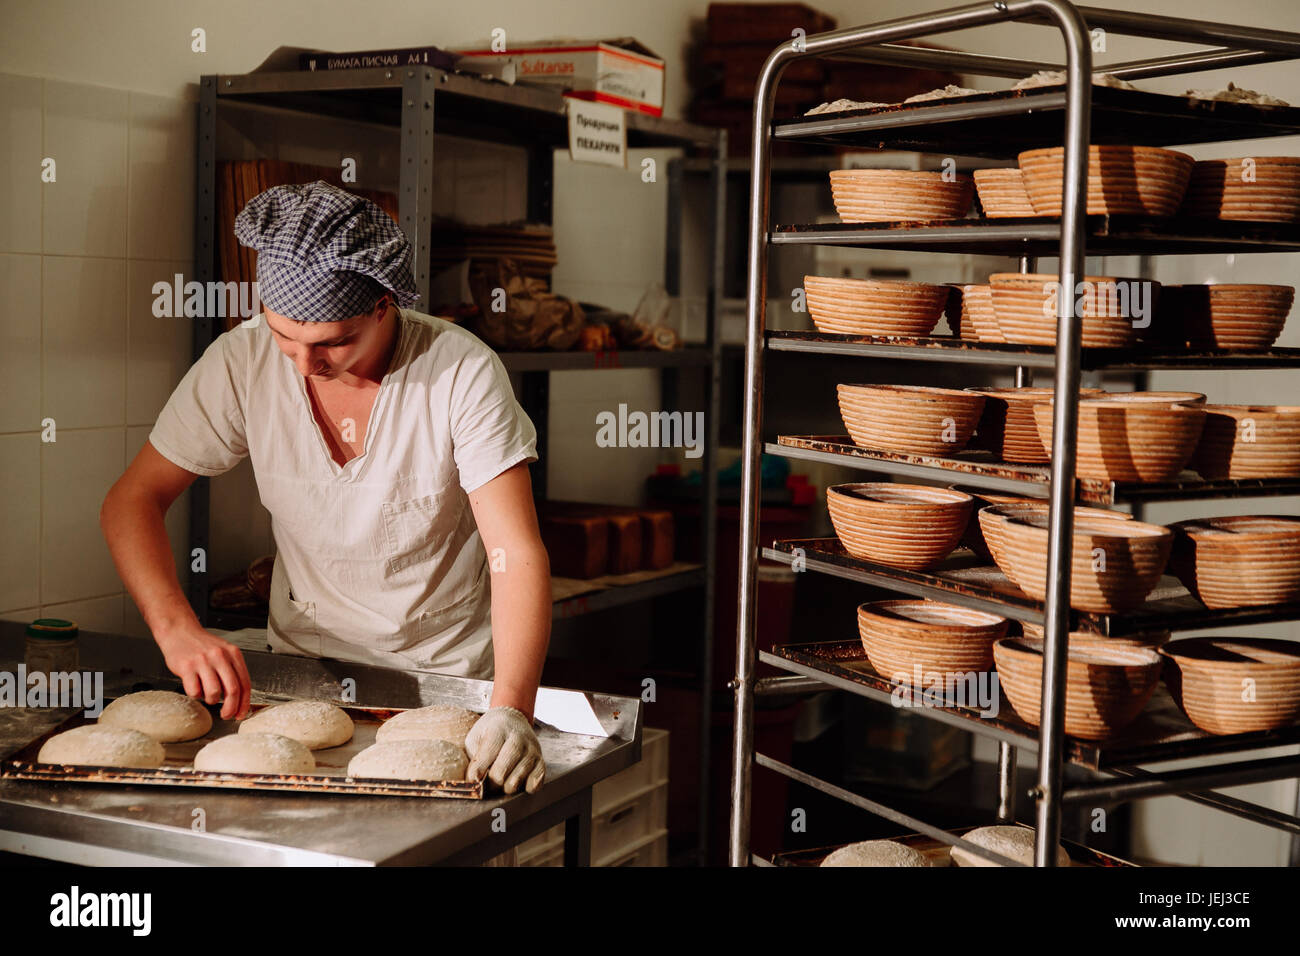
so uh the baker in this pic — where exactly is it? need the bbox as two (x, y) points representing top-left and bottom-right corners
(101, 181), (551, 794)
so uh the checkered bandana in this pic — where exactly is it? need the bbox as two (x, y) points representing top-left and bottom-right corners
(234, 180), (420, 322)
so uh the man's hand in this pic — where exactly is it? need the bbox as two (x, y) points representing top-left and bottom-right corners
(465, 707), (546, 794)
(156, 624), (251, 720)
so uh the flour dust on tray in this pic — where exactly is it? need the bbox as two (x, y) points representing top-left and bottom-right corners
(375, 704), (481, 747)
(38, 725), (166, 769)
(193, 733), (316, 774)
(347, 739), (469, 782)
(238, 700), (354, 749)
(98, 690), (212, 742)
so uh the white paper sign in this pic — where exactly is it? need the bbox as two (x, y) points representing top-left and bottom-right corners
(567, 98), (626, 168)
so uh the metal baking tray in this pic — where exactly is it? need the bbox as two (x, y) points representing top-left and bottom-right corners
(773, 435), (1300, 503)
(773, 84), (1300, 158)
(1, 698), (484, 799)
(766, 639), (1300, 770)
(770, 826), (1135, 867)
(764, 537), (1300, 637)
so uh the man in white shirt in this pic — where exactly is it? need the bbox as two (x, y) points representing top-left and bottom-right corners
(101, 181), (551, 794)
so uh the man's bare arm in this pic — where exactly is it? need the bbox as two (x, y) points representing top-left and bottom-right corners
(100, 442), (251, 718)
(467, 461), (551, 722)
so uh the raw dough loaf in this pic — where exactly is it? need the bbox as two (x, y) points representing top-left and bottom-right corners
(238, 700), (353, 749)
(820, 840), (930, 867)
(38, 725), (166, 768)
(904, 84), (981, 103)
(347, 739), (468, 782)
(950, 825), (1070, 867)
(1014, 70), (1135, 90)
(805, 98), (893, 115)
(193, 733), (315, 774)
(98, 690), (212, 742)
(375, 705), (480, 747)
(1184, 81), (1289, 106)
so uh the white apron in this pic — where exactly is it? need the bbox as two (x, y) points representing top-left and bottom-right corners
(250, 310), (513, 678)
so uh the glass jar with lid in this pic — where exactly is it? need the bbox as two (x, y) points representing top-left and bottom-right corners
(25, 618), (79, 675)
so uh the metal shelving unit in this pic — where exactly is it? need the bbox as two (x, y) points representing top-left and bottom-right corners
(730, 1), (1300, 868)
(192, 63), (727, 863)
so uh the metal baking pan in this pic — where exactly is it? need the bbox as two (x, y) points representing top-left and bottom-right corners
(770, 827), (1135, 867)
(1, 699), (484, 799)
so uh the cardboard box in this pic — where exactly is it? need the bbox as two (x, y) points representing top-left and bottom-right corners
(456, 38), (664, 116)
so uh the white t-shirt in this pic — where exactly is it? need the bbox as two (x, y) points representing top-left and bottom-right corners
(149, 308), (538, 678)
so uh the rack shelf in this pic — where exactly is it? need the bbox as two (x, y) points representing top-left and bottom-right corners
(770, 436), (1300, 504)
(763, 539), (1300, 636)
(731, 1), (1300, 868)
(774, 85), (1300, 158)
(216, 67), (716, 149)
(498, 347), (713, 372)
(766, 331), (1300, 371)
(771, 216), (1300, 257)
(551, 564), (705, 621)
(760, 642), (1300, 770)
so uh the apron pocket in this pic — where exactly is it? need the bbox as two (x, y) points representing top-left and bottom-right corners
(268, 556), (321, 656)
(417, 567), (487, 640)
(382, 489), (465, 574)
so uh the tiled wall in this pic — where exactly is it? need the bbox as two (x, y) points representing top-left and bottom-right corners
(0, 73), (194, 638)
(0, 71), (689, 635)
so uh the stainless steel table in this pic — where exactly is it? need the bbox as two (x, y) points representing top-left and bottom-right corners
(0, 623), (641, 866)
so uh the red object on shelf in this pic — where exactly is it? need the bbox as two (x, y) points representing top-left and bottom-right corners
(786, 473), (816, 506)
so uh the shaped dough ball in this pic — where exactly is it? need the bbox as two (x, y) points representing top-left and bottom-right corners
(375, 705), (480, 747)
(99, 690), (212, 742)
(820, 840), (930, 867)
(347, 739), (468, 782)
(194, 733), (315, 774)
(39, 725), (165, 769)
(238, 700), (353, 750)
(950, 825), (1070, 867)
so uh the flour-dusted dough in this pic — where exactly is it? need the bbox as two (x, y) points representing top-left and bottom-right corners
(820, 840), (930, 867)
(238, 700), (353, 750)
(904, 84), (981, 103)
(950, 825), (1070, 867)
(375, 705), (480, 747)
(1184, 81), (1289, 106)
(98, 690), (212, 743)
(805, 98), (893, 115)
(347, 739), (468, 782)
(193, 733), (315, 774)
(1013, 70), (1135, 91)
(38, 725), (165, 768)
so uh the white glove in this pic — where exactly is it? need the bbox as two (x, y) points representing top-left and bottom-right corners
(465, 706), (546, 794)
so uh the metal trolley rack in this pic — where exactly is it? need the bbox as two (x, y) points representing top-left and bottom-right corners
(190, 64), (727, 862)
(730, 1), (1300, 866)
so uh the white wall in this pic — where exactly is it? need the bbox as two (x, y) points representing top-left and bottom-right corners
(0, 0), (700, 636)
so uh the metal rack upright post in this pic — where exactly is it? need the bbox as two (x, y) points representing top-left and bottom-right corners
(191, 64), (727, 863)
(730, 1), (1300, 867)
